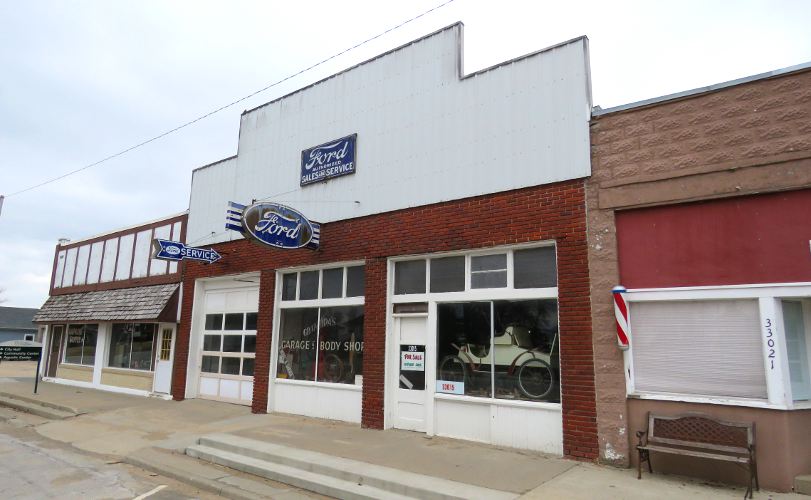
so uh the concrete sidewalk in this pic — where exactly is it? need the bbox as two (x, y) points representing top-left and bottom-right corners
(0, 378), (801, 499)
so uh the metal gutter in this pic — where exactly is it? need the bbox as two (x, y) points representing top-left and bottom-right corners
(593, 60), (811, 117)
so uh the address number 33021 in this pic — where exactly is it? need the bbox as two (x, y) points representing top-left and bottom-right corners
(764, 318), (777, 370)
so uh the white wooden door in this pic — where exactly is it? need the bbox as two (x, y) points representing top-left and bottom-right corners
(392, 315), (428, 431)
(153, 325), (175, 394)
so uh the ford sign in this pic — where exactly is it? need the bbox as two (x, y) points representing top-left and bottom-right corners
(241, 203), (321, 250)
(300, 134), (356, 186)
(152, 239), (222, 264)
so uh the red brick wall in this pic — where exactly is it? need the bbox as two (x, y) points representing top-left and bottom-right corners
(172, 179), (597, 459)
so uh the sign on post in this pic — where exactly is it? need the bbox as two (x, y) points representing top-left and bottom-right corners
(0, 346), (41, 361)
(152, 239), (222, 264)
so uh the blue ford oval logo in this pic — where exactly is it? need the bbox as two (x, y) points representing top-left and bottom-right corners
(165, 246), (181, 256)
(242, 203), (315, 249)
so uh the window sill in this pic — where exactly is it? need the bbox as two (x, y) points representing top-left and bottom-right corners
(200, 372), (253, 380)
(628, 392), (790, 410)
(102, 367), (153, 377)
(274, 378), (362, 391)
(434, 392), (561, 410)
(58, 363), (93, 370)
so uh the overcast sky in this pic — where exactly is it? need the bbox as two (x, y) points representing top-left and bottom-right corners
(1, 0), (810, 307)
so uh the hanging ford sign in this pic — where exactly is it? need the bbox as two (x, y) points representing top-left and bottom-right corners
(300, 134), (356, 186)
(226, 201), (321, 250)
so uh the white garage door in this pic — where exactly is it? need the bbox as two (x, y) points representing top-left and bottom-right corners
(198, 287), (259, 405)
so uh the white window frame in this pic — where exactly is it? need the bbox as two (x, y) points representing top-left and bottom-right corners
(385, 242), (561, 434)
(623, 282), (811, 410)
(271, 261), (366, 395)
(200, 310), (257, 381)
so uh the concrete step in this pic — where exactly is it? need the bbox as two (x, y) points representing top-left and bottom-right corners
(127, 447), (315, 500)
(188, 433), (517, 500)
(0, 390), (79, 414)
(0, 394), (76, 420)
(187, 444), (414, 500)
(796, 474), (811, 496)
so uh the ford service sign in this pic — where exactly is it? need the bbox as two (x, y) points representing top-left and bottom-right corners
(300, 134), (356, 186)
(241, 203), (321, 250)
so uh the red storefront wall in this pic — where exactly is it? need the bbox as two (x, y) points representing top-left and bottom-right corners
(172, 179), (599, 460)
(616, 189), (811, 288)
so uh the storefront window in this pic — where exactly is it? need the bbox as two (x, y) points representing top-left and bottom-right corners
(277, 306), (364, 384)
(276, 264), (365, 385)
(109, 323), (156, 371)
(436, 300), (559, 403)
(64, 324), (98, 366)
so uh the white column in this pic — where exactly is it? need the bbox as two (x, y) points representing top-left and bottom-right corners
(758, 297), (792, 406)
(93, 323), (109, 386)
(40, 326), (50, 377)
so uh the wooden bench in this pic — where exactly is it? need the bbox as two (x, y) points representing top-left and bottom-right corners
(636, 412), (759, 498)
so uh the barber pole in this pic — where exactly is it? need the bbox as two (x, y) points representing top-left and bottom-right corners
(612, 285), (630, 350)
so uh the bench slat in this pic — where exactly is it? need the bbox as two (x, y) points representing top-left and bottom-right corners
(639, 444), (750, 463)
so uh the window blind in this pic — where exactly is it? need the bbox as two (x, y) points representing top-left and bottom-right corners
(631, 299), (767, 399)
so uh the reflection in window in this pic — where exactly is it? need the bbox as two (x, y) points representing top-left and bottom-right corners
(224, 313), (244, 330)
(471, 254), (507, 289)
(436, 300), (559, 403)
(277, 306), (364, 385)
(346, 266), (365, 297)
(430, 256), (465, 293)
(395, 260), (426, 295)
(109, 323), (156, 371)
(514, 247), (557, 288)
(282, 273), (297, 301)
(205, 314), (223, 330)
(64, 324), (98, 366)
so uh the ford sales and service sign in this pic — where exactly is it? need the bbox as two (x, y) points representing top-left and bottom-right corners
(300, 134), (356, 186)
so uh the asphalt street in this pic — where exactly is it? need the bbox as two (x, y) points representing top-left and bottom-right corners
(0, 408), (221, 500)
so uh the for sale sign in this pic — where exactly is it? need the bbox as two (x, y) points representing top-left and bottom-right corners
(399, 345), (425, 390)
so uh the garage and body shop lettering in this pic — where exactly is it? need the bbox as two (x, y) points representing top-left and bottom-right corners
(280, 339), (363, 352)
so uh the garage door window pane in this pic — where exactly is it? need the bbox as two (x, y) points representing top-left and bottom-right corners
(223, 335), (242, 352)
(245, 313), (258, 330)
(346, 265), (365, 297)
(201, 355), (219, 373)
(514, 247), (557, 288)
(430, 256), (465, 293)
(395, 260), (426, 295)
(203, 335), (221, 351)
(205, 314), (223, 330)
(224, 313), (244, 330)
(244, 335), (256, 353)
(242, 358), (255, 377)
(322, 268), (343, 298)
(299, 271), (319, 300)
(221, 357), (240, 375)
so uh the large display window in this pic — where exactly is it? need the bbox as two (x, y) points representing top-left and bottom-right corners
(109, 323), (156, 371)
(276, 264), (365, 386)
(436, 300), (559, 402)
(64, 324), (98, 366)
(391, 243), (560, 404)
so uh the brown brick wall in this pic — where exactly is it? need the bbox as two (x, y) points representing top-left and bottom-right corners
(588, 68), (811, 466)
(172, 179), (598, 459)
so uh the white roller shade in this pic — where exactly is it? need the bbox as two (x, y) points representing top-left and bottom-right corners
(631, 299), (767, 399)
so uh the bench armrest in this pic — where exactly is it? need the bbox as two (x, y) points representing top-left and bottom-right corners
(636, 430), (647, 447)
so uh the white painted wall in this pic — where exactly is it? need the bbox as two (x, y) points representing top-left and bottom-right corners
(188, 25), (592, 245)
